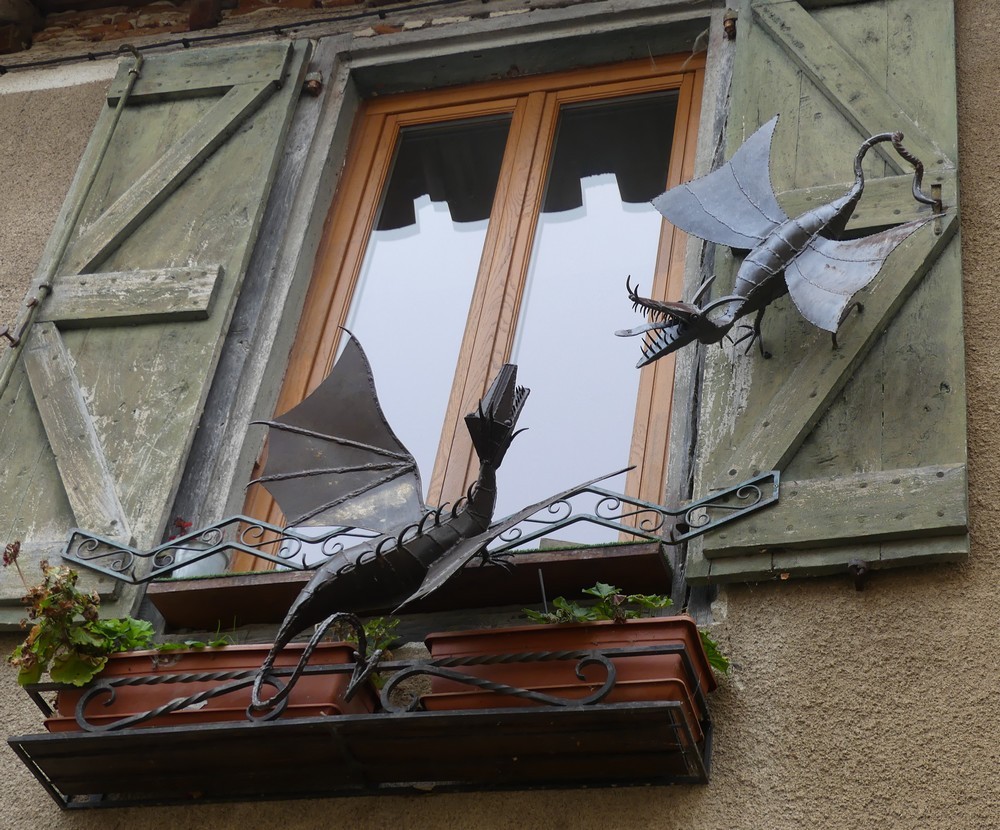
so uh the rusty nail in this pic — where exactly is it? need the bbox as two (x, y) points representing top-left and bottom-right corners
(0, 326), (20, 347)
(723, 9), (738, 40)
(303, 72), (323, 96)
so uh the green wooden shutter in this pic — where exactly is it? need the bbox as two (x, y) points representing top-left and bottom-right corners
(686, 0), (964, 584)
(0, 41), (310, 622)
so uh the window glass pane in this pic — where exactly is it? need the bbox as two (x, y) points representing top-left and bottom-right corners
(344, 116), (511, 498)
(497, 92), (678, 543)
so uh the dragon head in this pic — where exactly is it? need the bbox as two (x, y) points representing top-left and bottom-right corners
(464, 364), (530, 468)
(616, 278), (725, 367)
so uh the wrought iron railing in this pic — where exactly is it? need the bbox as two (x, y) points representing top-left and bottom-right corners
(62, 471), (779, 583)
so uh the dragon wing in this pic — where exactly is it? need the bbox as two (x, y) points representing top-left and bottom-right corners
(395, 468), (631, 610)
(251, 333), (425, 533)
(653, 116), (788, 250)
(785, 216), (935, 332)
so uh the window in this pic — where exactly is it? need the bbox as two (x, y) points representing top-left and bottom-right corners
(237, 55), (704, 569)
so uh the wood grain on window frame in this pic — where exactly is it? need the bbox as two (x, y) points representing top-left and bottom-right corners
(236, 54), (704, 572)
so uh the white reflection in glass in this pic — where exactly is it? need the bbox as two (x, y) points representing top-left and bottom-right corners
(344, 194), (488, 498)
(496, 174), (661, 544)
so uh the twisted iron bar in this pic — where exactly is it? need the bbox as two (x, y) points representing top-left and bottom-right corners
(890, 131), (943, 212)
(380, 651), (617, 713)
(74, 669), (289, 732)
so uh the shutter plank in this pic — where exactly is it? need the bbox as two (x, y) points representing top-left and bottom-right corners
(704, 464), (966, 557)
(107, 42), (292, 104)
(62, 81), (276, 275)
(22, 323), (131, 541)
(0, 365), (77, 554)
(41, 266), (222, 326)
(754, 0), (953, 170)
(688, 533), (968, 586)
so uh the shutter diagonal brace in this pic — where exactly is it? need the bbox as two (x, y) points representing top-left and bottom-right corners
(61, 79), (278, 276)
(752, 0), (954, 171)
(23, 323), (133, 543)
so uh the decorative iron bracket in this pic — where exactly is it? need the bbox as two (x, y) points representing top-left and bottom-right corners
(61, 472), (779, 585)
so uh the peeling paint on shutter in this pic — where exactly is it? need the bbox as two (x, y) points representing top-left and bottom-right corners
(0, 41), (311, 622)
(686, 0), (964, 584)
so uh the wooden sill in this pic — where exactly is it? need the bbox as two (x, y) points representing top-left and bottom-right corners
(145, 542), (672, 630)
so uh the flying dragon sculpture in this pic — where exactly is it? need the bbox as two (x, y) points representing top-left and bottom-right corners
(616, 115), (944, 367)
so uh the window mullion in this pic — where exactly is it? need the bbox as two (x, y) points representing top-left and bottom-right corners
(430, 89), (558, 505)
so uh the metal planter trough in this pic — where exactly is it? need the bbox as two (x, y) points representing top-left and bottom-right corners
(10, 637), (712, 808)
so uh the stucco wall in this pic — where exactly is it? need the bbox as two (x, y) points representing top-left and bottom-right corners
(0, 64), (112, 331)
(0, 1), (997, 827)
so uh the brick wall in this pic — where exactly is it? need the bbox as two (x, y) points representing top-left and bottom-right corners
(2, 0), (546, 59)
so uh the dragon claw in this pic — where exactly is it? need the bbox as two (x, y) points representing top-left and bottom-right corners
(478, 547), (516, 571)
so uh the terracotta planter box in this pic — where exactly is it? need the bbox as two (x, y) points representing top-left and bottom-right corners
(45, 642), (375, 732)
(423, 616), (715, 719)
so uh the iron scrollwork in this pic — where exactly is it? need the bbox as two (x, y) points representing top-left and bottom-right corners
(63, 471), (779, 585)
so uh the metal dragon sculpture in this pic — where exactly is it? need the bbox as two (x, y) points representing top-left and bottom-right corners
(617, 115), (944, 366)
(245, 334), (651, 712)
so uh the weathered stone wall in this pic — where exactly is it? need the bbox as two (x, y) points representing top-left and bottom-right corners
(0, 1), (997, 828)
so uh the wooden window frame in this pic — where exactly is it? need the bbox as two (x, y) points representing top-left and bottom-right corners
(237, 54), (704, 571)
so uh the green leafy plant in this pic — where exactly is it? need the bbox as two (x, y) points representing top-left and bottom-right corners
(155, 629), (234, 651)
(330, 615), (401, 690)
(7, 556), (155, 687)
(698, 629), (730, 675)
(523, 581), (673, 624)
(523, 582), (730, 674)
(4, 547), (238, 688)
(331, 615), (400, 655)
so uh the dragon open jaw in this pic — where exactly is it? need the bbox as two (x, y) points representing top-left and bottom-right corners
(617, 318), (696, 368)
(616, 279), (719, 367)
(464, 364), (530, 467)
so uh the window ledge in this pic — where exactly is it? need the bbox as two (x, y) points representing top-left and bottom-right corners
(145, 542), (672, 630)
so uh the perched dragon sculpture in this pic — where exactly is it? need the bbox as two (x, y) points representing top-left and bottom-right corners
(617, 115), (944, 366)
